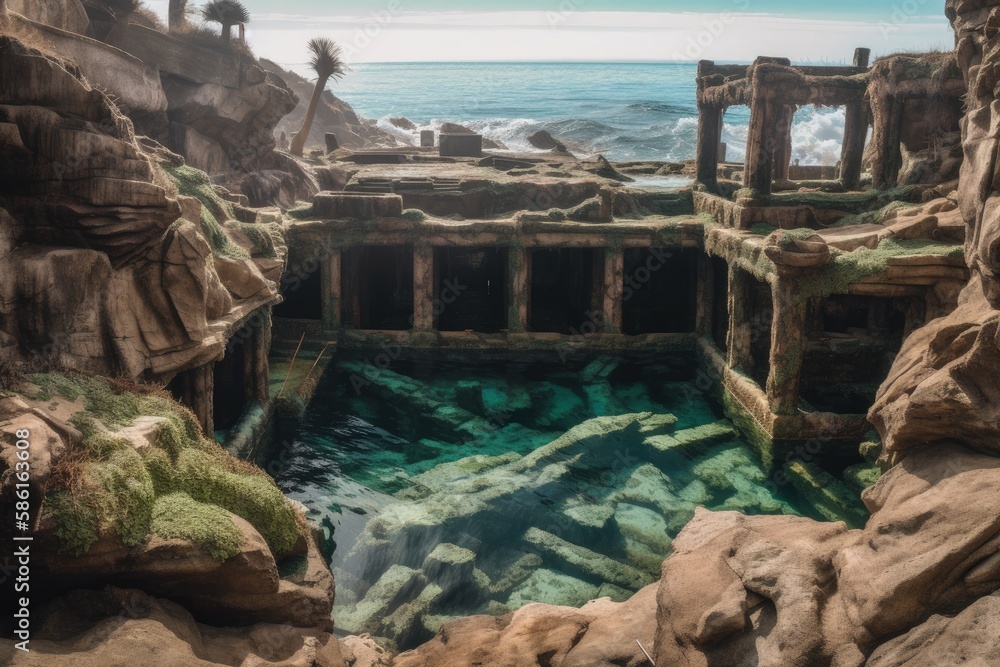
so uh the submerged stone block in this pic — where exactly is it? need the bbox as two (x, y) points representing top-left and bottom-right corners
(337, 564), (427, 634)
(507, 568), (600, 609)
(523, 527), (655, 590)
(785, 460), (869, 528)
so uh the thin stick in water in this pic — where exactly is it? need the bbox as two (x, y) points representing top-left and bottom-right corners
(276, 332), (306, 400)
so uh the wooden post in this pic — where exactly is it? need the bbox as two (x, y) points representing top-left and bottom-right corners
(321, 248), (341, 332)
(603, 246), (624, 333)
(413, 245), (435, 331)
(840, 102), (868, 189)
(766, 279), (806, 415)
(507, 245), (530, 333)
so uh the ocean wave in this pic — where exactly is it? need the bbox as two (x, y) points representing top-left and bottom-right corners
(375, 106), (848, 166)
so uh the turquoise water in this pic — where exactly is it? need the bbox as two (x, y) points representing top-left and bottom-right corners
(315, 62), (848, 163)
(271, 354), (819, 649)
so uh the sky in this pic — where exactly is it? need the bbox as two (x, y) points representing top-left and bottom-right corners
(148, 0), (952, 68)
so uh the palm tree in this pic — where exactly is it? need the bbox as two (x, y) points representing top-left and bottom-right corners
(200, 0), (250, 46)
(168, 0), (189, 32)
(290, 38), (348, 157)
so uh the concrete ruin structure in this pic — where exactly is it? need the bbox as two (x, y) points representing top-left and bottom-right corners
(270, 48), (971, 467)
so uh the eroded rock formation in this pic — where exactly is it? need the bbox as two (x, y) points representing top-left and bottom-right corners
(0, 36), (281, 381)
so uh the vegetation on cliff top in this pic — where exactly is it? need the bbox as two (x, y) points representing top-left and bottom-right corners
(35, 372), (298, 560)
(162, 163), (250, 260)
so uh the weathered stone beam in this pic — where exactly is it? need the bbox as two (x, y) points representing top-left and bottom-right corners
(602, 247), (624, 333)
(766, 280), (806, 416)
(413, 245), (435, 331)
(841, 102), (869, 189)
(696, 104), (724, 189)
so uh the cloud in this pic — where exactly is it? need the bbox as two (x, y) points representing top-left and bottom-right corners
(143, 5), (951, 65)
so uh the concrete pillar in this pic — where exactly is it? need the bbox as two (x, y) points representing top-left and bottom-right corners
(506, 246), (530, 333)
(244, 308), (272, 406)
(744, 95), (780, 197)
(872, 95), (905, 190)
(772, 104), (794, 182)
(173, 363), (214, 435)
(602, 246), (624, 333)
(854, 47), (871, 68)
(840, 102), (868, 189)
(766, 279), (806, 415)
(695, 253), (715, 337)
(321, 248), (342, 331)
(727, 268), (754, 371)
(413, 245), (435, 331)
(696, 104), (724, 190)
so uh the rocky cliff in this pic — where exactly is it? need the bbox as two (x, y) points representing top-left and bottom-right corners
(0, 35), (282, 382)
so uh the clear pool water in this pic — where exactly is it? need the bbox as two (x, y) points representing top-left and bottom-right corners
(270, 353), (811, 649)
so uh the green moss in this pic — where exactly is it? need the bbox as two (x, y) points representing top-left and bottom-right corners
(34, 372), (299, 561)
(830, 200), (920, 228)
(288, 203), (315, 219)
(150, 492), (245, 561)
(799, 238), (964, 298)
(235, 221), (283, 258)
(174, 449), (299, 557)
(769, 186), (921, 212)
(401, 209), (426, 223)
(48, 492), (100, 556)
(843, 462), (882, 493)
(162, 164), (249, 260)
(47, 441), (154, 555)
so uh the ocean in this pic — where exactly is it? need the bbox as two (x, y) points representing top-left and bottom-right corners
(321, 61), (848, 164)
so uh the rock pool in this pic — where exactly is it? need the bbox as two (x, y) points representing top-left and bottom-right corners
(269, 354), (822, 650)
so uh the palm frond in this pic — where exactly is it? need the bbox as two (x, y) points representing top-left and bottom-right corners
(200, 0), (250, 24)
(307, 37), (348, 80)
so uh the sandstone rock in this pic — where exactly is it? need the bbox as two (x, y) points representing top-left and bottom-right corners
(214, 255), (273, 300)
(0, 587), (346, 667)
(865, 592), (1000, 667)
(340, 634), (393, 667)
(0, 37), (178, 265)
(7, 0), (89, 34)
(394, 584), (659, 667)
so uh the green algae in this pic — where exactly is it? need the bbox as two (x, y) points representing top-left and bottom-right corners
(33, 372), (297, 559)
(150, 492), (245, 560)
(162, 163), (249, 260)
(799, 237), (965, 298)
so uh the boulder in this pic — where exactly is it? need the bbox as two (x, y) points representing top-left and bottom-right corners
(214, 256), (273, 300)
(393, 584), (659, 667)
(527, 130), (571, 154)
(0, 587), (346, 667)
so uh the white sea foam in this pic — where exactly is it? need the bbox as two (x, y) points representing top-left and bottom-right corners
(377, 106), (848, 166)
